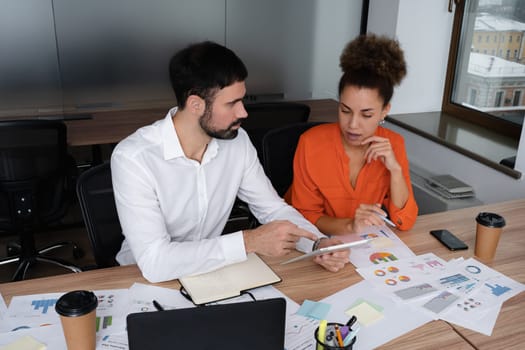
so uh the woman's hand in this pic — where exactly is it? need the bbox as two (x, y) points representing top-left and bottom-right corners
(361, 136), (401, 172)
(351, 203), (387, 232)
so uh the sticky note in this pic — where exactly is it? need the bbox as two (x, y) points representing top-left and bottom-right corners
(0, 335), (46, 350)
(349, 298), (384, 312)
(297, 299), (331, 320)
(345, 301), (384, 326)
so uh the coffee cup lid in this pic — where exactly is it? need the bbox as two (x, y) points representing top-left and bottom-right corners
(476, 212), (506, 228)
(55, 290), (98, 317)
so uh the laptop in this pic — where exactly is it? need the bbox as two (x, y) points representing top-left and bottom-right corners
(126, 298), (286, 350)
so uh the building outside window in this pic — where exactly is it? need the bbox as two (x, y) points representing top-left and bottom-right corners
(513, 90), (522, 106)
(443, 0), (525, 142)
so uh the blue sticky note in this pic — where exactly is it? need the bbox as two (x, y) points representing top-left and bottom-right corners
(297, 299), (331, 320)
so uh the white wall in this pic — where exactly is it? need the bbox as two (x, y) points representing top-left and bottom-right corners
(310, 0), (363, 100)
(368, 0), (525, 204)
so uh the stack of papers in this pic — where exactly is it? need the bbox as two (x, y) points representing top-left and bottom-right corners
(0, 283), (308, 350)
(355, 253), (525, 335)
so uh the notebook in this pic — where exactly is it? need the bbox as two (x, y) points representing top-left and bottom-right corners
(126, 298), (286, 350)
(178, 252), (281, 305)
(427, 174), (473, 194)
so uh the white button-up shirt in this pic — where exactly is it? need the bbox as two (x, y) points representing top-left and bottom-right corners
(111, 108), (322, 282)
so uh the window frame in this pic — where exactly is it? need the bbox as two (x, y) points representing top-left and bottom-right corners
(442, 0), (523, 140)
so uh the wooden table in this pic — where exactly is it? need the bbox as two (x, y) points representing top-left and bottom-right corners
(1, 199), (523, 349)
(64, 99), (339, 146)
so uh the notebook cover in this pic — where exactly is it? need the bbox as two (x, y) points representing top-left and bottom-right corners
(178, 253), (281, 305)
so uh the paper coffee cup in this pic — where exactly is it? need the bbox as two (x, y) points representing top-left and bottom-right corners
(55, 290), (98, 350)
(475, 212), (506, 261)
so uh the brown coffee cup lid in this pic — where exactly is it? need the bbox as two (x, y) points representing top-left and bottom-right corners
(55, 290), (98, 317)
(476, 212), (506, 228)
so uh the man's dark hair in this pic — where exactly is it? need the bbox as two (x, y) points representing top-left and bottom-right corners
(169, 41), (248, 109)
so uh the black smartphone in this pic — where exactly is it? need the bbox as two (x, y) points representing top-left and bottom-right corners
(430, 229), (468, 251)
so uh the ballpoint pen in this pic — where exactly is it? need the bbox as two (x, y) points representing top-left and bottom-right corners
(152, 299), (164, 311)
(376, 213), (396, 228)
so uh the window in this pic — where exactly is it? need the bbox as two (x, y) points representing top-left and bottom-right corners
(513, 90), (522, 106)
(495, 91), (504, 107)
(469, 88), (478, 105)
(443, 0), (523, 150)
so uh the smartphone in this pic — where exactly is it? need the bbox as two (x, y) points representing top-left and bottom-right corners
(430, 229), (468, 251)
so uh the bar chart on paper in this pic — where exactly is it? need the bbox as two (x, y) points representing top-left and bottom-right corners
(96, 316), (113, 332)
(370, 252), (399, 264)
(31, 298), (57, 314)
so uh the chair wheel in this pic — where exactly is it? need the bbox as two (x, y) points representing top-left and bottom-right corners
(73, 246), (85, 259)
(7, 242), (20, 256)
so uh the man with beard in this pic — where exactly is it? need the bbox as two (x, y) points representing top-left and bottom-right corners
(111, 41), (349, 283)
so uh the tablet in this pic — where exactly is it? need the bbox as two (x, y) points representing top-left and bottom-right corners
(280, 238), (371, 265)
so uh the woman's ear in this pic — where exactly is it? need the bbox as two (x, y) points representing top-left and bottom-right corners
(382, 103), (392, 119)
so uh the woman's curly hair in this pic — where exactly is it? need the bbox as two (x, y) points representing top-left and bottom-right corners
(338, 34), (407, 105)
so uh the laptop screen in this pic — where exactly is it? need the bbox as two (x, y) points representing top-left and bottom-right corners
(126, 298), (286, 350)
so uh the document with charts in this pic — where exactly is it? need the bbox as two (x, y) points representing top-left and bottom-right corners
(338, 225), (416, 268)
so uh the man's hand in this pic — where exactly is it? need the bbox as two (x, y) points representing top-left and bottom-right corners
(243, 220), (318, 256)
(312, 237), (350, 272)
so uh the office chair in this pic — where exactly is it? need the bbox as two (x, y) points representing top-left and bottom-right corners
(243, 102), (311, 161)
(76, 162), (124, 268)
(76, 162), (257, 259)
(0, 120), (83, 281)
(261, 122), (325, 197)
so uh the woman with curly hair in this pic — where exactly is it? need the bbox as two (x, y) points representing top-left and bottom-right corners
(288, 34), (418, 235)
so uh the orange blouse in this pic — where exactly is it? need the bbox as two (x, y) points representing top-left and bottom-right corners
(289, 123), (418, 231)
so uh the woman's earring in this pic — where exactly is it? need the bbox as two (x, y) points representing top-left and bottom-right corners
(378, 119), (385, 125)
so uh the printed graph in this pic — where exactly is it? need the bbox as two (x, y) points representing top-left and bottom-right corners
(439, 274), (469, 288)
(361, 233), (379, 239)
(96, 316), (113, 332)
(31, 299), (57, 314)
(369, 252), (398, 264)
(394, 283), (437, 300)
(423, 291), (459, 314)
(485, 283), (511, 296)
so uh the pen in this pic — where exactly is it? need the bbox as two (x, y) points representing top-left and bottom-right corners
(152, 300), (164, 311)
(335, 324), (344, 347)
(345, 315), (357, 327)
(377, 213), (396, 228)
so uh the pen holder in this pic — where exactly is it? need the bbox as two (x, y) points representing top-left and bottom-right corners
(314, 322), (356, 350)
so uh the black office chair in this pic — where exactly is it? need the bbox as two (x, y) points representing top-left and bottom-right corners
(243, 102), (311, 161)
(76, 162), (123, 268)
(261, 122), (325, 197)
(76, 162), (257, 258)
(0, 120), (83, 281)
